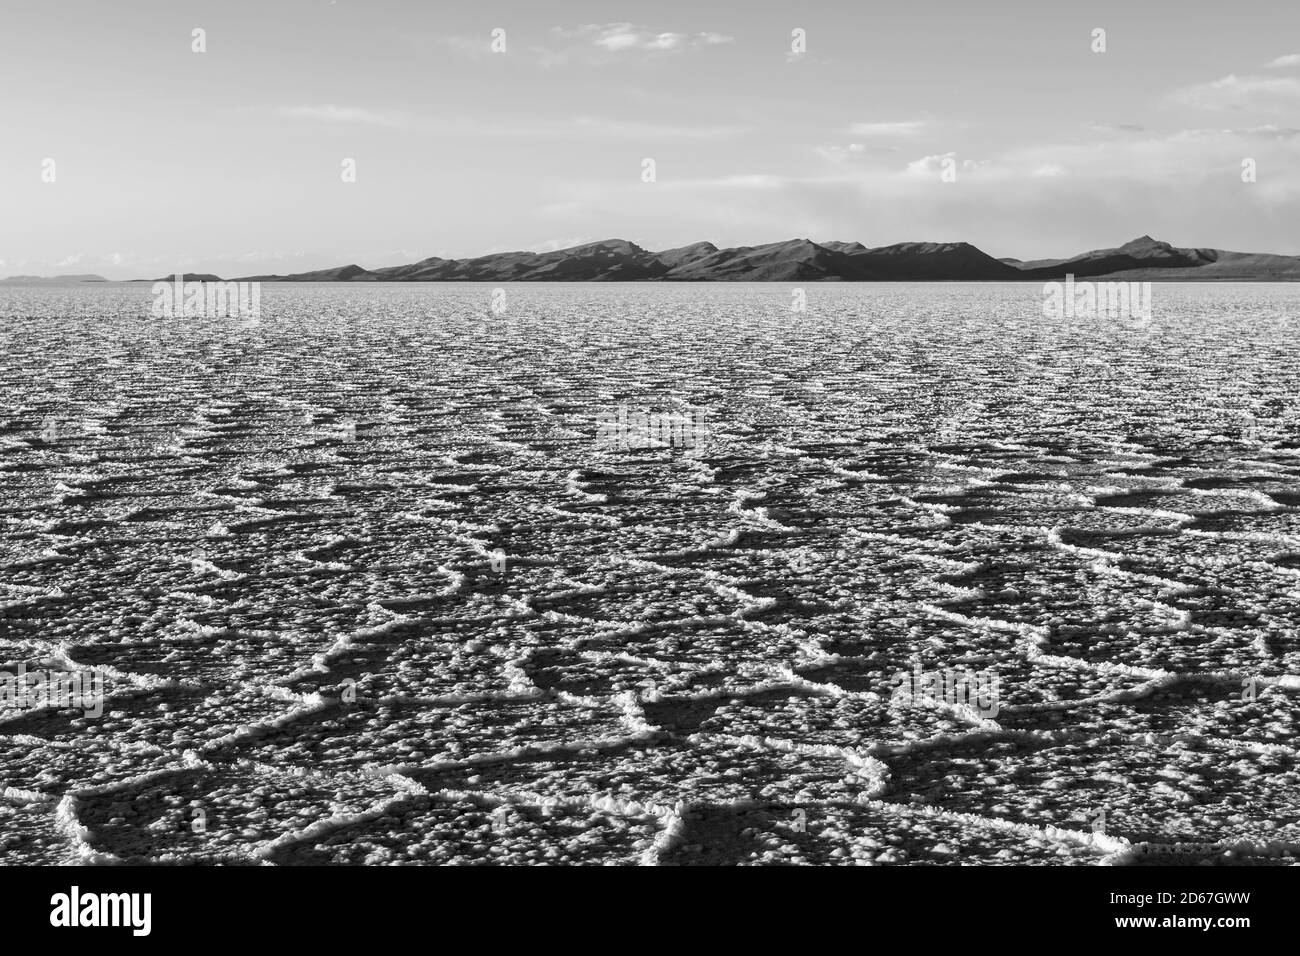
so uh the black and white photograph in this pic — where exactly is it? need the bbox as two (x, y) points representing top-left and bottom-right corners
(0, 0), (1295, 934)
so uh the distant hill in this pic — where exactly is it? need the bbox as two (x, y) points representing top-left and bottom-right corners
(141, 273), (226, 283)
(228, 235), (1300, 282)
(842, 241), (1024, 280)
(228, 237), (1032, 282)
(654, 241), (719, 270)
(21, 237), (1290, 285)
(1016, 236), (1300, 281)
(235, 265), (370, 282)
(664, 239), (853, 280)
(0, 274), (107, 285)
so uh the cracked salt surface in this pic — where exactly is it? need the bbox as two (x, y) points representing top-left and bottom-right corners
(2, 281), (1299, 865)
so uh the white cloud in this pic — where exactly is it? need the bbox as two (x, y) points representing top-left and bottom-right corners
(1171, 73), (1300, 110)
(1237, 124), (1300, 138)
(815, 143), (899, 162)
(904, 152), (983, 176)
(556, 23), (733, 54)
(597, 30), (667, 51)
(991, 125), (1300, 198)
(715, 174), (783, 189)
(1265, 54), (1300, 68)
(847, 120), (927, 137)
(651, 174), (787, 191)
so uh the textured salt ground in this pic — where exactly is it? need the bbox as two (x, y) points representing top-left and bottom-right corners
(1, 282), (1299, 865)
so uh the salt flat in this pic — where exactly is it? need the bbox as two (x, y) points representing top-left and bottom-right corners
(1, 281), (1298, 865)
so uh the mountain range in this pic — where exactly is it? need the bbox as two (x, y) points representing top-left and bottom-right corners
(6, 237), (1300, 284)
(0, 274), (107, 285)
(228, 236), (1300, 283)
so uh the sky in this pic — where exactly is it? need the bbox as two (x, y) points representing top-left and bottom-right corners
(2, 0), (1299, 279)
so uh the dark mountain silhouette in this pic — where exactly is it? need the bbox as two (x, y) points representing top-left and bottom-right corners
(99, 236), (1299, 284)
(822, 241), (868, 255)
(1017, 236), (1300, 280)
(653, 241), (719, 270)
(236, 264), (371, 282)
(229, 237), (1025, 283)
(0, 274), (107, 284)
(1017, 236), (1211, 278)
(143, 273), (225, 283)
(665, 239), (853, 280)
(449, 239), (670, 281)
(841, 241), (1023, 280)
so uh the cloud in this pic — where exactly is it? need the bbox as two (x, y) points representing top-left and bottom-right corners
(817, 122), (930, 162)
(1086, 122), (1146, 134)
(1237, 124), (1300, 139)
(597, 30), (677, 51)
(430, 35), (495, 59)
(571, 116), (747, 140)
(275, 105), (409, 127)
(904, 152), (983, 176)
(814, 124), (1300, 188)
(846, 120), (927, 137)
(1171, 73), (1300, 111)
(1265, 54), (1300, 68)
(554, 23), (734, 54)
(816, 143), (900, 162)
(989, 125), (1300, 199)
(642, 174), (788, 191)
(710, 174), (784, 189)
(604, 32), (681, 51)
(428, 24), (734, 66)
(456, 118), (1300, 257)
